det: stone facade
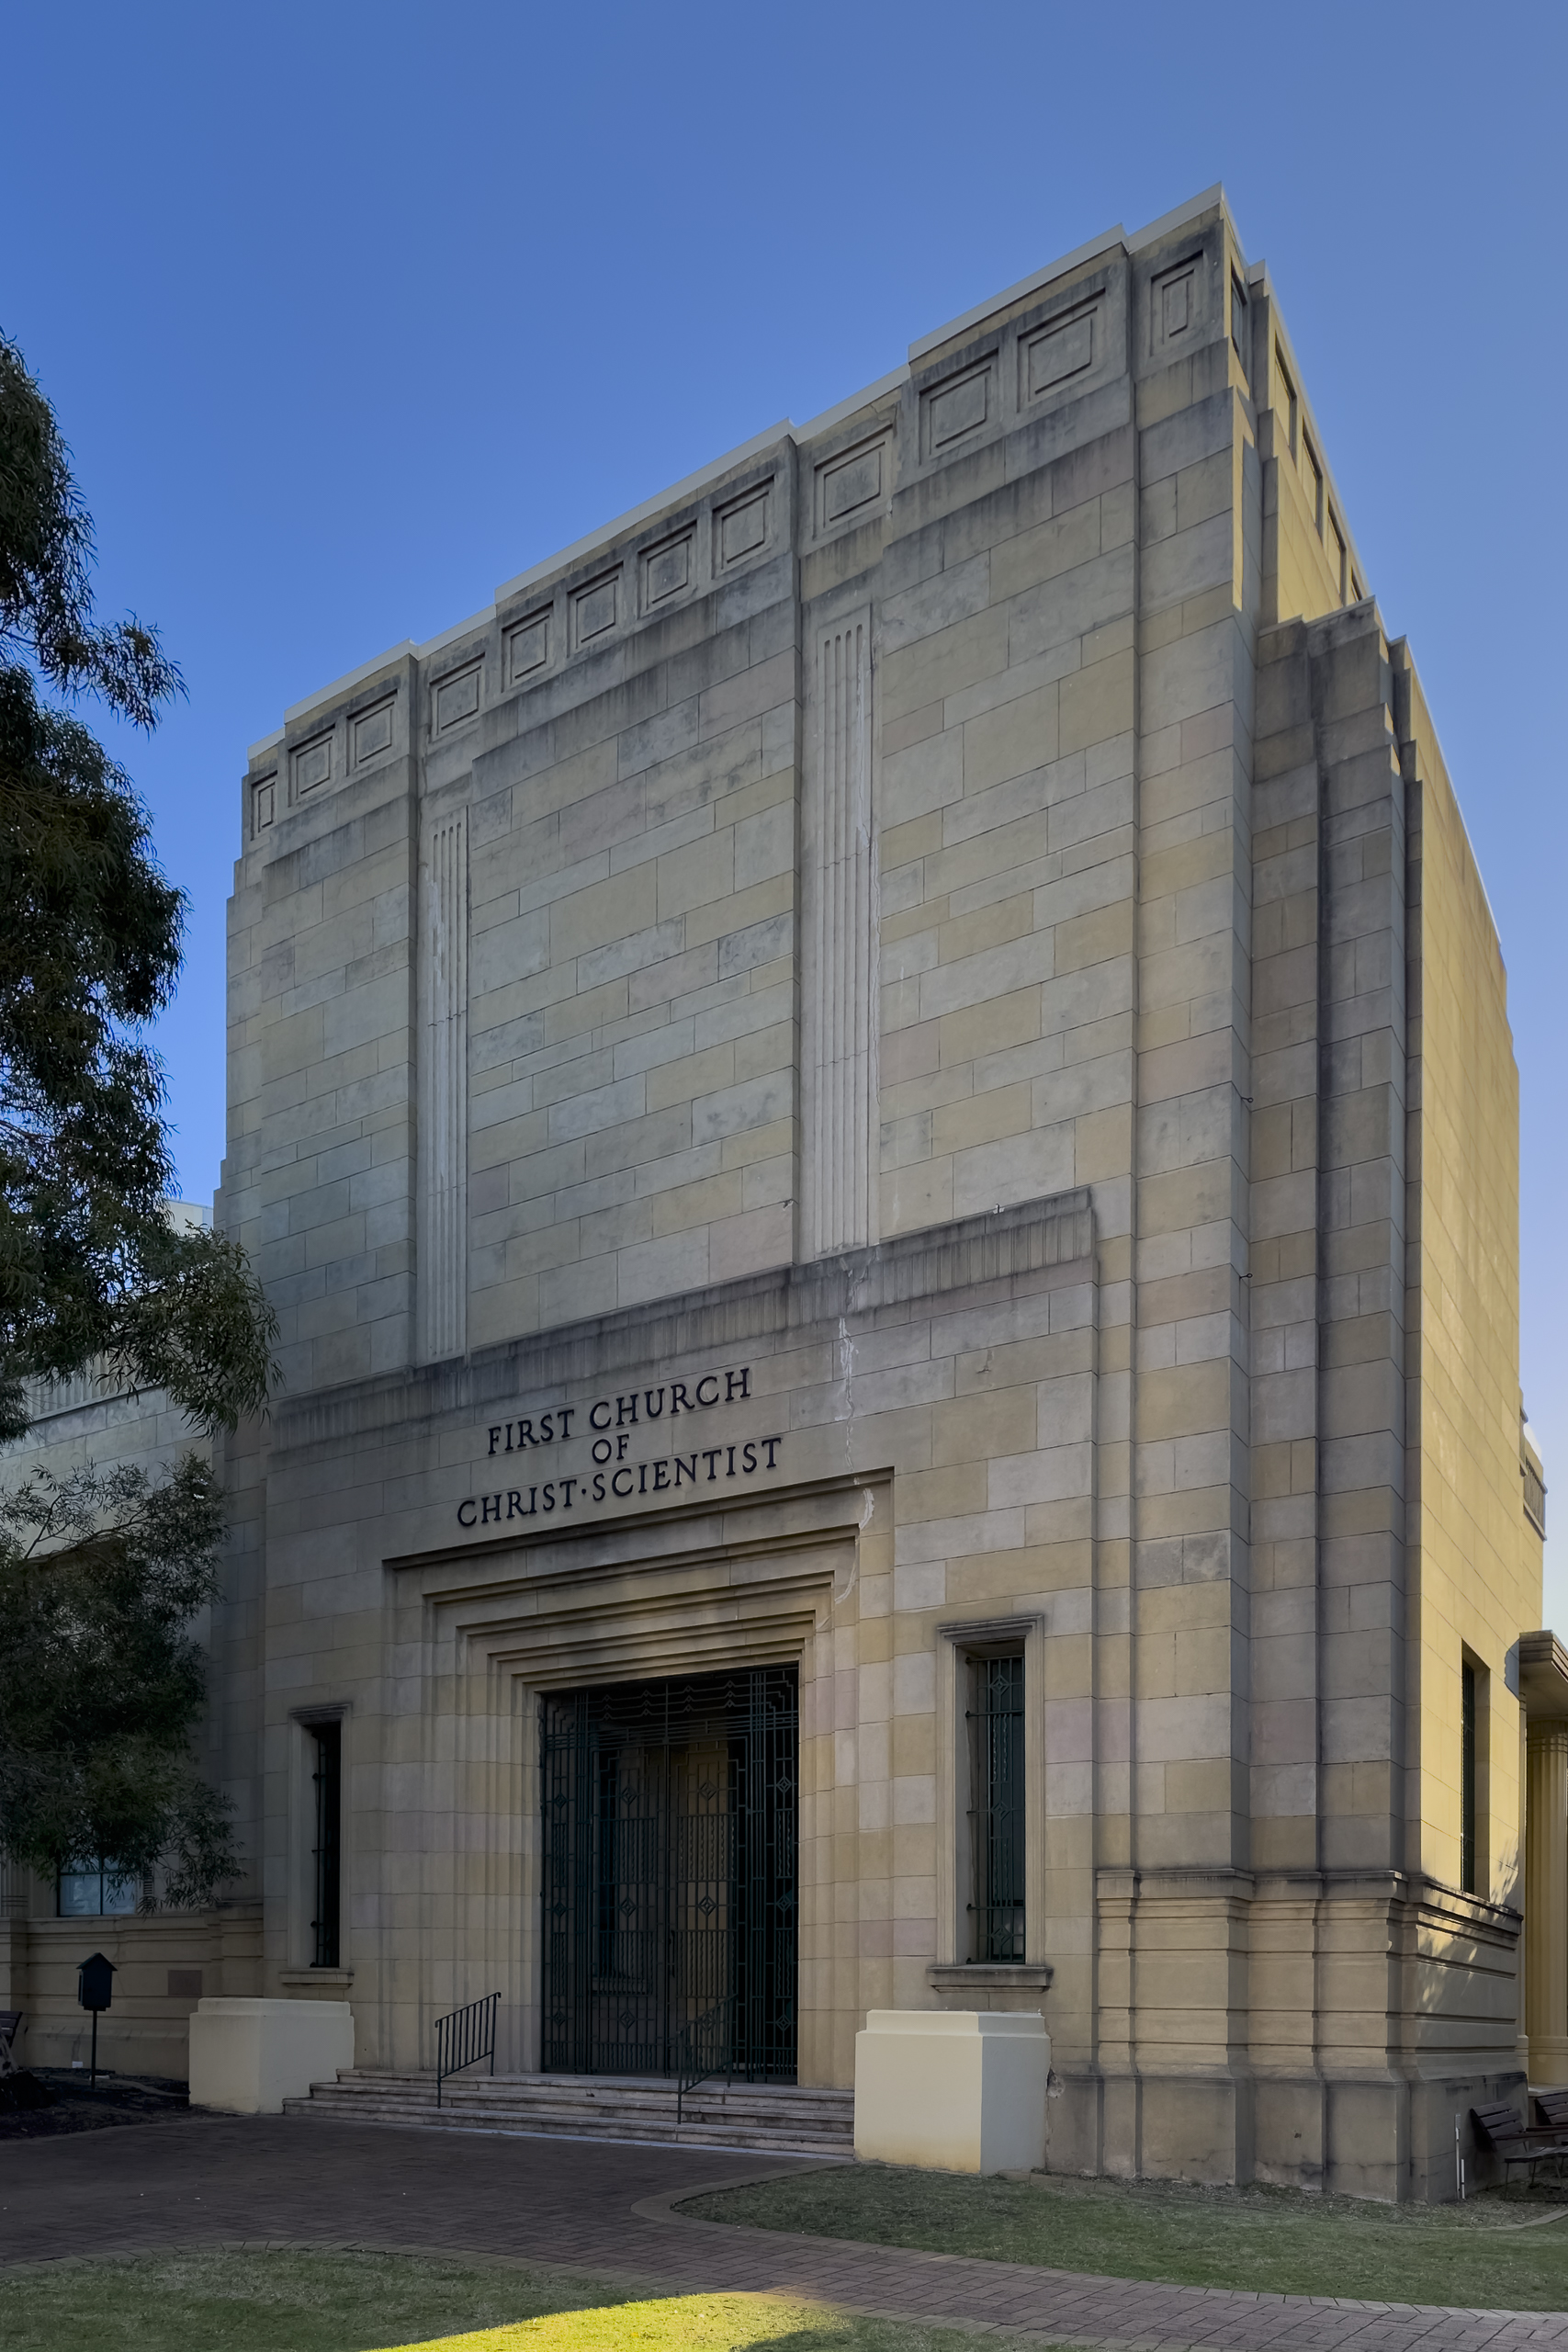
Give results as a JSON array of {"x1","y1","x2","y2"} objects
[
  {"x1": 1, "y1": 187, "x2": 1552, "y2": 2197},
  {"x1": 0, "y1": 1207, "x2": 265, "y2": 2077}
]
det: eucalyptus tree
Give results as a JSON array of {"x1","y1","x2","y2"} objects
[{"x1": 0, "y1": 333, "x2": 275, "y2": 1905}]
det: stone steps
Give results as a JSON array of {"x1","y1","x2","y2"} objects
[{"x1": 284, "y1": 2068, "x2": 854, "y2": 2155}]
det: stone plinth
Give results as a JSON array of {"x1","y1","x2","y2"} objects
[
  {"x1": 854, "y1": 2008, "x2": 1049, "y2": 2174},
  {"x1": 188, "y1": 1996, "x2": 354, "y2": 2114}
]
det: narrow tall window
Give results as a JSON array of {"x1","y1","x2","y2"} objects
[
  {"x1": 967, "y1": 1655, "x2": 1025, "y2": 1962},
  {"x1": 1230, "y1": 273, "x2": 1247, "y2": 358},
  {"x1": 1276, "y1": 345, "x2": 1299, "y2": 456},
  {"x1": 1304, "y1": 435, "x2": 1325, "y2": 534},
  {"x1": 1461, "y1": 1661, "x2": 1477, "y2": 1896},
  {"x1": 311, "y1": 1722, "x2": 342, "y2": 1968}
]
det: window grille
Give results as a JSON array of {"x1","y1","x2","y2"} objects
[
  {"x1": 1461, "y1": 1660, "x2": 1477, "y2": 1897},
  {"x1": 540, "y1": 1666, "x2": 797, "y2": 2083},
  {"x1": 967, "y1": 1655, "x2": 1025, "y2": 1962},
  {"x1": 311, "y1": 1722, "x2": 342, "y2": 1968}
]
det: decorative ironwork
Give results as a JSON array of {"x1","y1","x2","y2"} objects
[
  {"x1": 434, "y1": 1990, "x2": 500, "y2": 2107},
  {"x1": 541, "y1": 1665, "x2": 797, "y2": 2084},
  {"x1": 967, "y1": 1654, "x2": 1025, "y2": 1962},
  {"x1": 676, "y1": 1992, "x2": 736, "y2": 2122}
]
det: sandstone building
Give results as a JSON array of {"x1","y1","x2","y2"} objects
[{"x1": 2, "y1": 187, "x2": 1558, "y2": 2199}]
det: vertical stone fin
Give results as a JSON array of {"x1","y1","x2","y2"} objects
[
  {"x1": 418, "y1": 805, "x2": 468, "y2": 1363},
  {"x1": 804, "y1": 610, "x2": 876, "y2": 1258}
]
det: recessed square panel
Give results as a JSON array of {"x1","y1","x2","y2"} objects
[
  {"x1": 716, "y1": 484, "x2": 770, "y2": 569},
  {"x1": 1021, "y1": 304, "x2": 1096, "y2": 402},
  {"x1": 434, "y1": 662, "x2": 481, "y2": 733},
  {"x1": 640, "y1": 530, "x2": 693, "y2": 611},
  {"x1": 253, "y1": 774, "x2": 276, "y2": 834},
  {"x1": 351, "y1": 695, "x2": 394, "y2": 766},
  {"x1": 1150, "y1": 254, "x2": 1203, "y2": 355},
  {"x1": 817, "y1": 434, "x2": 887, "y2": 531},
  {"x1": 291, "y1": 732, "x2": 332, "y2": 797},
  {"x1": 571, "y1": 571, "x2": 619, "y2": 648},
  {"x1": 505, "y1": 609, "x2": 550, "y2": 683},
  {"x1": 923, "y1": 360, "x2": 991, "y2": 458}
]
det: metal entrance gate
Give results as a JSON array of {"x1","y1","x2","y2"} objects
[{"x1": 540, "y1": 1665, "x2": 797, "y2": 2081}]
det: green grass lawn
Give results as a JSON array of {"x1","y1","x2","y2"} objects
[
  {"x1": 680, "y1": 2165, "x2": 1568, "y2": 2310},
  {"x1": 0, "y1": 2245, "x2": 1036, "y2": 2352}
]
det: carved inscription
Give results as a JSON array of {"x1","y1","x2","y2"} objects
[{"x1": 457, "y1": 1364, "x2": 781, "y2": 1527}]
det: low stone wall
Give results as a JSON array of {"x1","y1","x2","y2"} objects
[{"x1": 0, "y1": 1905, "x2": 263, "y2": 2080}]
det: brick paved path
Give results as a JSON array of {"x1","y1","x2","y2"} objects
[{"x1": 2, "y1": 2114, "x2": 1566, "y2": 2352}]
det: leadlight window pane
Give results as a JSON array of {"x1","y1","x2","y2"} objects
[
  {"x1": 58, "y1": 1863, "x2": 137, "y2": 1917},
  {"x1": 968, "y1": 1654, "x2": 1025, "y2": 1962}
]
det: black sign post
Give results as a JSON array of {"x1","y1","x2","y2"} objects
[{"x1": 77, "y1": 1951, "x2": 116, "y2": 2088}]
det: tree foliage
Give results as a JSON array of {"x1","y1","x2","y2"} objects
[
  {"x1": 0, "y1": 331, "x2": 278, "y2": 1905},
  {"x1": 0, "y1": 1459, "x2": 238, "y2": 1908},
  {"x1": 0, "y1": 332, "x2": 276, "y2": 1441}
]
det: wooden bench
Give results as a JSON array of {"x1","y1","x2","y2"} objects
[
  {"x1": 1535, "y1": 2088, "x2": 1568, "y2": 2134},
  {"x1": 1472, "y1": 2100, "x2": 1568, "y2": 2188},
  {"x1": 0, "y1": 2013, "x2": 21, "y2": 2075}
]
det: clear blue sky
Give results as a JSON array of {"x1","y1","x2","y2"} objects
[{"x1": 7, "y1": 1, "x2": 1565, "y2": 1601}]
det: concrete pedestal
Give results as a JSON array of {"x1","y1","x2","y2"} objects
[
  {"x1": 188, "y1": 1996, "x2": 354, "y2": 2114},
  {"x1": 854, "y1": 2008, "x2": 1050, "y2": 2174}
]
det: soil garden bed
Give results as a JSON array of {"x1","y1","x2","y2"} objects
[{"x1": 0, "y1": 2068, "x2": 190, "y2": 2139}]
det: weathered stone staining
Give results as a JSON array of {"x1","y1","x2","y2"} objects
[{"x1": 0, "y1": 186, "x2": 1556, "y2": 2197}]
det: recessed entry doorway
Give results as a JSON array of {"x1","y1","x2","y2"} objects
[{"x1": 539, "y1": 1665, "x2": 797, "y2": 2083}]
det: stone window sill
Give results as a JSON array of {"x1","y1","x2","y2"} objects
[
  {"x1": 927, "y1": 1963, "x2": 1053, "y2": 1995},
  {"x1": 278, "y1": 1968, "x2": 355, "y2": 1989}
]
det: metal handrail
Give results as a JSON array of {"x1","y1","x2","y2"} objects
[
  {"x1": 675, "y1": 1994, "x2": 736, "y2": 2124},
  {"x1": 434, "y1": 1991, "x2": 500, "y2": 2108}
]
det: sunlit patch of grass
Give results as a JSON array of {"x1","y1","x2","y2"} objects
[
  {"x1": 388, "y1": 2291, "x2": 1028, "y2": 2348},
  {"x1": 0, "y1": 2248, "x2": 1038, "y2": 2352}
]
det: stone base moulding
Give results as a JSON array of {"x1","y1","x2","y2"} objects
[
  {"x1": 854, "y1": 2008, "x2": 1050, "y2": 2174},
  {"x1": 188, "y1": 1996, "x2": 355, "y2": 2115}
]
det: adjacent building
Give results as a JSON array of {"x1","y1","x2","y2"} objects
[{"x1": 2, "y1": 187, "x2": 1557, "y2": 2199}]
